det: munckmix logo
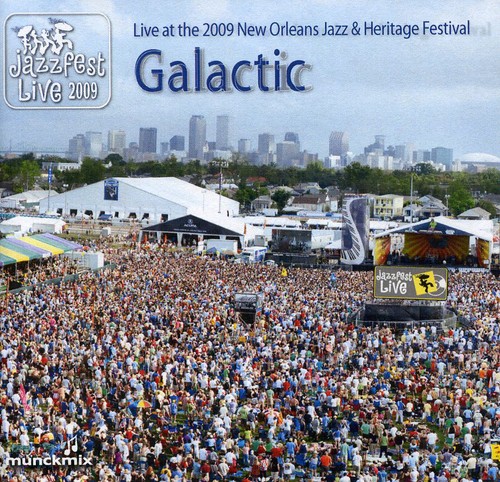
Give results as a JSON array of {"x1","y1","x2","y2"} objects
[
  {"x1": 6, "y1": 435, "x2": 92, "y2": 468},
  {"x1": 4, "y1": 13, "x2": 111, "y2": 109}
]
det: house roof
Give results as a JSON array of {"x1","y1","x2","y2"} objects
[
  {"x1": 457, "y1": 207, "x2": 491, "y2": 219},
  {"x1": 291, "y1": 194, "x2": 327, "y2": 205}
]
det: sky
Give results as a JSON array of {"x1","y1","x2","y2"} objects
[{"x1": 1, "y1": 0, "x2": 499, "y2": 159}]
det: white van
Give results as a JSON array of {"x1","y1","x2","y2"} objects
[{"x1": 240, "y1": 246, "x2": 267, "y2": 263}]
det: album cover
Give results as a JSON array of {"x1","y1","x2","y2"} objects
[{"x1": 1, "y1": 1, "x2": 497, "y2": 166}]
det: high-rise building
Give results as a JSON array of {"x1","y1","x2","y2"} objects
[
  {"x1": 189, "y1": 115, "x2": 207, "y2": 160},
  {"x1": 68, "y1": 134, "x2": 86, "y2": 161},
  {"x1": 238, "y1": 139, "x2": 251, "y2": 153},
  {"x1": 329, "y1": 131, "x2": 349, "y2": 156},
  {"x1": 124, "y1": 142, "x2": 139, "y2": 162},
  {"x1": 431, "y1": 147, "x2": 453, "y2": 170},
  {"x1": 258, "y1": 133, "x2": 275, "y2": 154},
  {"x1": 85, "y1": 131, "x2": 103, "y2": 158},
  {"x1": 170, "y1": 135, "x2": 185, "y2": 151},
  {"x1": 108, "y1": 130, "x2": 126, "y2": 156},
  {"x1": 160, "y1": 142, "x2": 170, "y2": 156},
  {"x1": 413, "y1": 150, "x2": 431, "y2": 163},
  {"x1": 284, "y1": 132, "x2": 300, "y2": 144},
  {"x1": 216, "y1": 115, "x2": 230, "y2": 150},
  {"x1": 277, "y1": 141, "x2": 300, "y2": 166},
  {"x1": 364, "y1": 135, "x2": 385, "y2": 156},
  {"x1": 375, "y1": 135, "x2": 385, "y2": 152},
  {"x1": 394, "y1": 145, "x2": 406, "y2": 161},
  {"x1": 139, "y1": 128, "x2": 157, "y2": 154}
]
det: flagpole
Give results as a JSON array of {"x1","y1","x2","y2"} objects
[{"x1": 47, "y1": 162, "x2": 53, "y2": 214}]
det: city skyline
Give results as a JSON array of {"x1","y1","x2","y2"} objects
[
  {"x1": 61, "y1": 121, "x2": 466, "y2": 171},
  {"x1": 3, "y1": 120, "x2": 475, "y2": 166},
  {"x1": 1, "y1": 0, "x2": 498, "y2": 159}
]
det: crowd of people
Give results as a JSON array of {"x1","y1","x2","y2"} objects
[{"x1": 0, "y1": 241, "x2": 498, "y2": 482}]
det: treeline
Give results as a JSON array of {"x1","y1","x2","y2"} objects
[{"x1": 1, "y1": 153, "x2": 499, "y2": 216}]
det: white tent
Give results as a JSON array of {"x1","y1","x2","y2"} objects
[
  {"x1": 39, "y1": 178, "x2": 239, "y2": 223},
  {"x1": 0, "y1": 216, "x2": 66, "y2": 235}
]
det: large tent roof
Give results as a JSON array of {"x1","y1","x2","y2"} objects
[
  {"x1": 0, "y1": 233, "x2": 82, "y2": 267},
  {"x1": 374, "y1": 216, "x2": 493, "y2": 242},
  {"x1": 116, "y1": 178, "x2": 238, "y2": 212}
]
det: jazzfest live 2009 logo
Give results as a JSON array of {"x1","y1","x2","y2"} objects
[{"x1": 3, "y1": 13, "x2": 111, "y2": 109}]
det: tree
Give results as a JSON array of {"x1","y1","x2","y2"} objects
[
  {"x1": 271, "y1": 189, "x2": 292, "y2": 214},
  {"x1": 234, "y1": 185, "x2": 259, "y2": 210},
  {"x1": 80, "y1": 158, "x2": 106, "y2": 184},
  {"x1": 447, "y1": 178, "x2": 474, "y2": 216},
  {"x1": 340, "y1": 162, "x2": 373, "y2": 192},
  {"x1": 104, "y1": 153, "x2": 125, "y2": 166},
  {"x1": 413, "y1": 163, "x2": 436, "y2": 175},
  {"x1": 15, "y1": 160, "x2": 40, "y2": 192}
]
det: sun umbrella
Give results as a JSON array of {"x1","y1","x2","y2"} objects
[
  {"x1": 54, "y1": 22, "x2": 73, "y2": 32},
  {"x1": 137, "y1": 400, "x2": 152, "y2": 409}
]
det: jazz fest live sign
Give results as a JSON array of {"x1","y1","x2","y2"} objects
[{"x1": 374, "y1": 266, "x2": 448, "y2": 301}]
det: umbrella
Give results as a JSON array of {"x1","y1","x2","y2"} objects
[
  {"x1": 18, "y1": 26, "x2": 33, "y2": 37},
  {"x1": 137, "y1": 400, "x2": 152, "y2": 409},
  {"x1": 54, "y1": 22, "x2": 73, "y2": 32}
]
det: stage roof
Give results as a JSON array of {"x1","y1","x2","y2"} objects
[{"x1": 374, "y1": 216, "x2": 493, "y2": 242}]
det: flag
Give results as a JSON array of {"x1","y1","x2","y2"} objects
[{"x1": 19, "y1": 384, "x2": 30, "y2": 412}]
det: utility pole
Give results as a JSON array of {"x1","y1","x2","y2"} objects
[{"x1": 210, "y1": 158, "x2": 228, "y2": 214}]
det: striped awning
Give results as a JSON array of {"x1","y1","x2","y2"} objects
[{"x1": 0, "y1": 234, "x2": 82, "y2": 267}]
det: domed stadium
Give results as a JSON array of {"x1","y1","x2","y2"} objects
[{"x1": 459, "y1": 152, "x2": 500, "y2": 170}]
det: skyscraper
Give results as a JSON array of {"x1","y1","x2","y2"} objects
[
  {"x1": 329, "y1": 131, "x2": 349, "y2": 156},
  {"x1": 216, "y1": 115, "x2": 230, "y2": 150},
  {"x1": 68, "y1": 134, "x2": 85, "y2": 161},
  {"x1": 277, "y1": 141, "x2": 300, "y2": 166},
  {"x1": 139, "y1": 127, "x2": 157, "y2": 153},
  {"x1": 431, "y1": 147, "x2": 453, "y2": 171},
  {"x1": 108, "y1": 130, "x2": 126, "y2": 156},
  {"x1": 258, "y1": 133, "x2": 275, "y2": 154},
  {"x1": 284, "y1": 132, "x2": 300, "y2": 144},
  {"x1": 189, "y1": 115, "x2": 207, "y2": 160},
  {"x1": 85, "y1": 131, "x2": 103, "y2": 158},
  {"x1": 374, "y1": 135, "x2": 385, "y2": 152},
  {"x1": 238, "y1": 139, "x2": 251, "y2": 154},
  {"x1": 278, "y1": 132, "x2": 300, "y2": 166},
  {"x1": 170, "y1": 135, "x2": 185, "y2": 151},
  {"x1": 160, "y1": 142, "x2": 170, "y2": 156}
]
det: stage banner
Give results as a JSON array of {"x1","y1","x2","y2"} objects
[
  {"x1": 341, "y1": 197, "x2": 369, "y2": 265},
  {"x1": 374, "y1": 266, "x2": 448, "y2": 301},
  {"x1": 104, "y1": 179, "x2": 119, "y2": 200},
  {"x1": 403, "y1": 232, "x2": 469, "y2": 263},
  {"x1": 374, "y1": 236, "x2": 391, "y2": 266},
  {"x1": 476, "y1": 238, "x2": 490, "y2": 268}
]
